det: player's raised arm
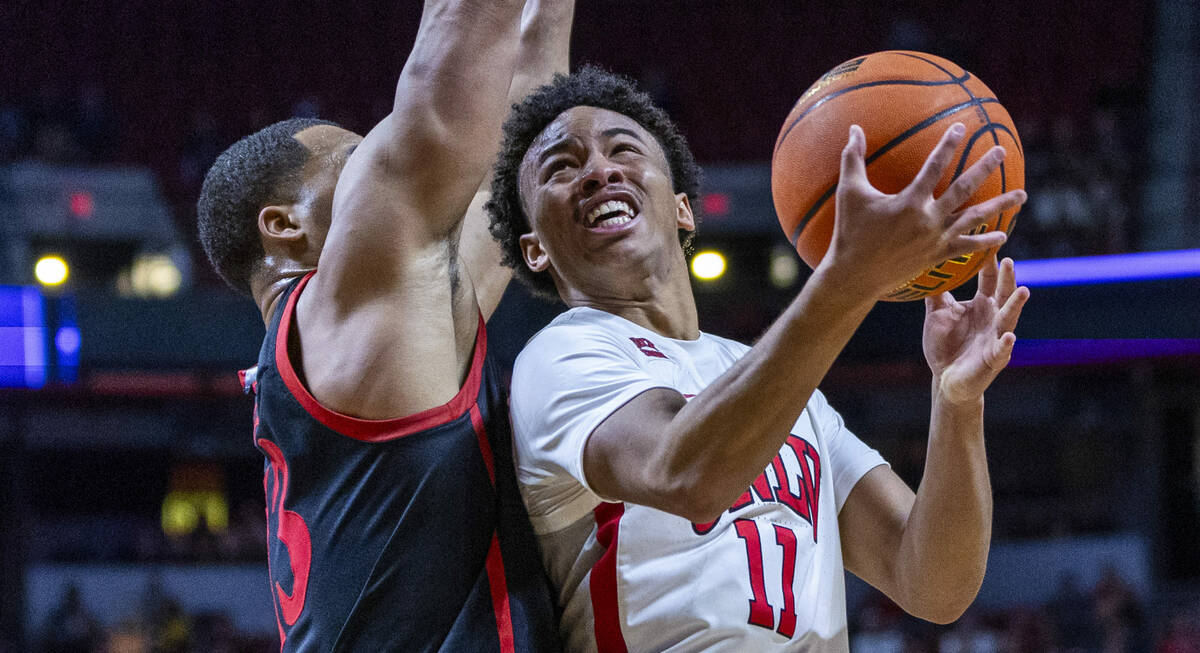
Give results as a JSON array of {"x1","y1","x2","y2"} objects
[
  {"x1": 462, "y1": 0, "x2": 575, "y2": 320},
  {"x1": 290, "y1": 0, "x2": 530, "y2": 420},
  {"x1": 317, "y1": 0, "x2": 528, "y2": 298}
]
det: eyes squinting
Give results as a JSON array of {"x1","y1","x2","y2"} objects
[{"x1": 539, "y1": 142, "x2": 643, "y2": 184}]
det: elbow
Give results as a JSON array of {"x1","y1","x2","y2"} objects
[
  {"x1": 898, "y1": 580, "x2": 983, "y2": 625},
  {"x1": 911, "y1": 601, "x2": 972, "y2": 626},
  {"x1": 653, "y1": 476, "x2": 737, "y2": 525}
]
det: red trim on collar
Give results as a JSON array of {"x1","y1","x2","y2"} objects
[{"x1": 274, "y1": 272, "x2": 487, "y2": 442}]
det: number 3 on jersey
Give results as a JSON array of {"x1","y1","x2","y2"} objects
[{"x1": 734, "y1": 519, "x2": 799, "y2": 638}]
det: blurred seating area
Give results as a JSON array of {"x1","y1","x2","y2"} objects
[
  {"x1": 849, "y1": 568, "x2": 1200, "y2": 653},
  {"x1": 19, "y1": 559, "x2": 1200, "y2": 652},
  {"x1": 28, "y1": 581, "x2": 272, "y2": 653},
  {"x1": 0, "y1": 1, "x2": 1174, "y2": 294},
  {"x1": 2, "y1": 2, "x2": 1197, "y2": 652}
]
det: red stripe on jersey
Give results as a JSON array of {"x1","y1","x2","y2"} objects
[
  {"x1": 469, "y1": 404, "x2": 495, "y2": 484},
  {"x1": 471, "y1": 407, "x2": 512, "y2": 651},
  {"x1": 591, "y1": 502, "x2": 628, "y2": 653},
  {"x1": 484, "y1": 533, "x2": 516, "y2": 653},
  {"x1": 274, "y1": 272, "x2": 488, "y2": 442}
]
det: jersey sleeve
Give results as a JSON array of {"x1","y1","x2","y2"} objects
[
  {"x1": 808, "y1": 389, "x2": 889, "y2": 513},
  {"x1": 510, "y1": 322, "x2": 673, "y2": 534}
]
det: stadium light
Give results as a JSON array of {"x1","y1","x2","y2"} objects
[
  {"x1": 691, "y1": 251, "x2": 727, "y2": 280},
  {"x1": 769, "y1": 247, "x2": 800, "y2": 288},
  {"x1": 34, "y1": 255, "x2": 69, "y2": 286},
  {"x1": 130, "y1": 254, "x2": 182, "y2": 297}
]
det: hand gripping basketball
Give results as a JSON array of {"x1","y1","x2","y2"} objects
[{"x1": 822, "y1": 123, "x2": 1027, "y2": 300}]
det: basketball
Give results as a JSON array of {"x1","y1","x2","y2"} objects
[{"x1": 771, "y1": 51, "x2": 1024, "y2": 301}]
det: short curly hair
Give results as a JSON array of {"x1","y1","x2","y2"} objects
[
  {"x1": 197, "y1": 117, "x2": 339, "y2": 294},
  {"x1": 486, "y1": 66, "x2": 702, "y2": 299}
]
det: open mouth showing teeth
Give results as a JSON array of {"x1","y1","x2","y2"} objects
[{"x1": 585, "y1": 200, "x2": 637, "y2": 228}]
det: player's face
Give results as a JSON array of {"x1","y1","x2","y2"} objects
[
  {"x1": 517, "y1": 106, "x2": 694, "y2": 299},
  {"x1": 291, "y1": 125, "x2": 363, "y2": 258}
]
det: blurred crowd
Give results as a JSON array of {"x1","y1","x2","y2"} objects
[
  {"x1": 0, "y1": 74, "x2": 1146, "y2": 290},
  {"x1": 31, "y1": 582, "x2": 272, "y2": 653},
  {"x1": 1005, "y1": 103, "x2": 1140, "y2": 260},
  {"x1": 24, "y1": 567, "x2": 1200, "y2": 653},
  {"x1": 849, "y1": 568, "x2": 1200, "y2": 653},
  {"x1": 34, "y1": 500, "x2": 267, "y2": 565}
]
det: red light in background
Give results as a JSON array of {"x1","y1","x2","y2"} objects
[
  {"x1": 69, "y1": 191, "x2": 94, "y2": 219},
  {"x1": 701, "y1": 192, "x2": 730, "y2": 217}
]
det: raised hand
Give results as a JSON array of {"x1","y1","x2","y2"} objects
[
  {"x1": 822, "y1": 122, "x2": 1027, "y2": 299},
  {"x1": 922, "y1": 254, "x2": 1030, "y2": 405}
]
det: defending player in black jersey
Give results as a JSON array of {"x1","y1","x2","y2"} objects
[{"x1": 196, "y1": 1, "x2": 573, "y2": 650}]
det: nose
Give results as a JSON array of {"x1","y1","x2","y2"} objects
[{"x1": 580, "y1": 157, "x2": 624, "y2": 195}]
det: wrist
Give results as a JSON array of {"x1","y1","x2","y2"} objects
[
  {"x1": 808, "y1": 256, "x2": 886, "y2": 305},
  {"x1": 932, "y1": 375, "x2": 986, "y2": 411}
]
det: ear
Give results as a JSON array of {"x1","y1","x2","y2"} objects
[
  {"x1": 675, "y1": 193, "x2": 696, "y2": 232},
  {"x1": 258, "y1": 205, "x2": 304, "y2": 244},
  {"x1": 519, "y1": 232, "x2": 550, "y2": 272}
]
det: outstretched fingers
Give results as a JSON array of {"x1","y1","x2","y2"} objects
[
  {"x1": 908, "y1": 123, "x2": 966, "y2": 198},
  {"x1": 839, "y1": 124, "x2": 868, "y2": 188},
  {"x1": 945, "y1": 230, "x2": 1008, "y2": 263},
  {"x1": 925, "y1": 290, "x2": 955, "y2": 313},
  {"x1": 994, "y1": 281, "x2": 1030, "y2": 336},
  {"x1": 988, "y1": 332, "x2": 1018, "y2": 371},
  {"x1": 948, "y1": 189, "x2": 1027, "y2": 235},
  {"x1": 995, "y1": 257, "x2": 1017, "y2": 306},
  {"x1": 936, "y1": 145, "x2": 1007, "y2": 214},
  {"x1": 976, "y1": 251, "x2": 1000, "y2": 298}
]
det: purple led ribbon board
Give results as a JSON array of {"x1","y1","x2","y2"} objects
[
  {"x1": 1013, "y1": 249, "x2": 1200, "y2": 287},
  {"x1": 1010, "y1": 248, "x2": 1200, "y2": 367},
  {"x1": 1011, "y1": 339, "x2": 1200, "y2": 367}
]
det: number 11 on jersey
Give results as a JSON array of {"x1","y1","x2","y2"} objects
[{"x1": 734, "y1": 518, "x2": 799, "y2": 638}]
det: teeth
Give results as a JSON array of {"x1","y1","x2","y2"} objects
[
  {"x1": 596, "y1": 215, "x2": 632, "y2": 228},
  {"x1": 586, "y1": 200, "x2": 634, "y2": 225}
]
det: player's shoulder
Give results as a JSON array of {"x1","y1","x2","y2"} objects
[
  {"x1": 697, "y1": 330, "x2": 752, "y2": 357},
  {"x1": 520, "y1": 307, "x2": 627, "y2": 353},
  {"x1": 514, "y1": 307, "x2": 657, "y2": 376},
  {"x1": 804, "y1": 387, "x2": 837, "y2": 418}
]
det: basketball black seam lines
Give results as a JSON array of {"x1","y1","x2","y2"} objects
[
  {"x1": 953, "y1": 123, "x2": 1019, "y2": 180},
  {"x1": 885, "y1": 53, "x2": 1016, "y2": 290},
  {"x1": 901, "y1": 52, "x2": 1015, "y2": 283},
  {"x1": 787, "y1": 98, "x2": 1001, "y2": 245},
  {"x1": 896, "y1": 53, "x2": 988, "y2": 123},
  {"x1": 773, "y1": 75, "x2": 970, "y2": 156}
]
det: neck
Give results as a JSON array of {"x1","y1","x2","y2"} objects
[
  {"x1": 251, "y1": 262, "x2": 314, "y2": 325},
  {"x1": 560, "y1": 260, "x2": 700, "y2": 340}
]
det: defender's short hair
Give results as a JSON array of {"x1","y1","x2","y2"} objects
[
  {"x1": 486, "y1": 66, "x2": 702, "y2": 299},
  {"x1": 197, "y1": 117, "x2": 339, "y2": 294}
]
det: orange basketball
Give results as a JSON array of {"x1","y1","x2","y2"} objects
[{"x1": 771, "y1": 51, "x2": 1024, "y2": 301}]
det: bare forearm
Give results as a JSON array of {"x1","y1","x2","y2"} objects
[
  {"x1": 462, "y1": 0, "x2": 574, "y2": 319},
  {"x1": 510, "y1": 0, "x2": 574, "y2": 101},
  {"x1": 894, "y1": 388, "x2": 991, "y2": 623},
  {"x1": 654, "y1": 268, "x2": 878, "y2": 519},
  {"x1": 400, "y1": 0, "x2": 525, "y2": 106},
  {"x1": 376, "y1": 0, "x2": 525, "y2": 227}
]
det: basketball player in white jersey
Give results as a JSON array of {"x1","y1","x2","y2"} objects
[{"x1": 486, "y1": 68, "x2": 1029, "y2": 651}]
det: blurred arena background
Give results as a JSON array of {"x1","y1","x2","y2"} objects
[{"x1": 1, "y1": 1, "x2": 1198, "y2": 651}]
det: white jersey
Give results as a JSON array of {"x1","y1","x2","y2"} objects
[{"x1": 510, "y1": 307, "x2": 888, "y2": 653}]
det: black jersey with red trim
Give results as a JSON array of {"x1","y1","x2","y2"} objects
[{"x1": 242, "y1": 273, "x2": 560, "y2": 652}]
